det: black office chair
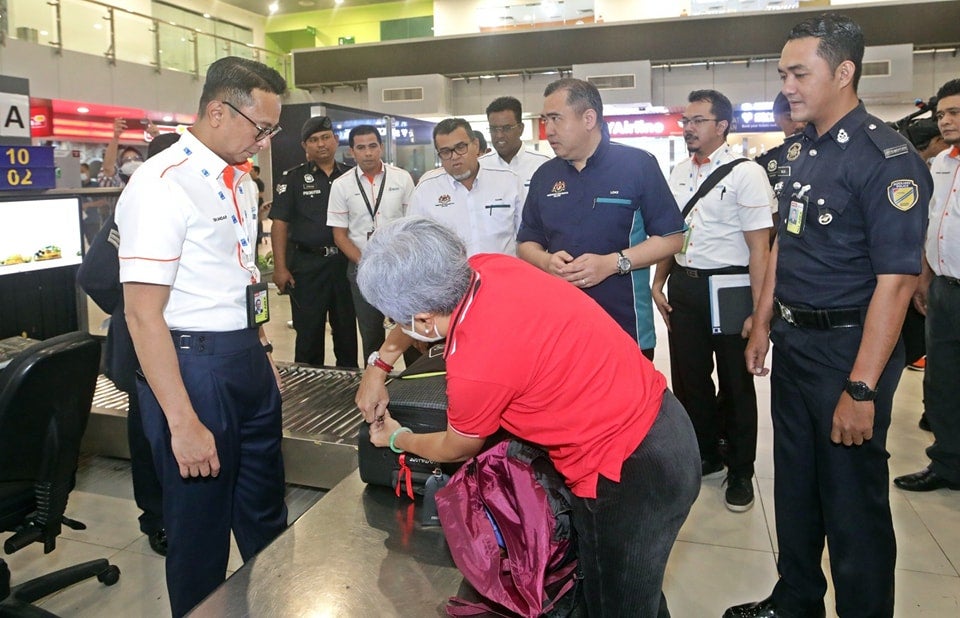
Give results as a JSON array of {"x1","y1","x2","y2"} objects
[{"x1": 0, "y1": 332, "x2": 120, "y2": 616}]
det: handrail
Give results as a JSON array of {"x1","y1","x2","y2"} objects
[{"x1": 6, "y1": 0, "x2": 290, "y2": 81}]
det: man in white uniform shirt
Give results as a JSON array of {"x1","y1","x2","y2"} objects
[
  {"x1": 652, "y1": 89, "x2": 774, "y2": 513},
  {"x1": 116, "y1": 57, "x2": 287, "y2": 617},
  {"x1": 894, "y1": 78, "x2": 960, "y2": 493},
  {"x1": 479, "y1": 96, "x2": 551, "y2": 202},
  {"x1": 408, "y1": 117, "x2": 523, "y2": 256},
  {"x1": 328, "y1": 124, "x2": 415, "y2": 363}
]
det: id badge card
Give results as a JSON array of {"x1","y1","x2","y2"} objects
[
  {"x1": 246, "y1": 282, "x2": 270, "y2": 328},
  {"x1": 680, "y1": 227, "x2": 691, "y2": 254},
  {"x1": 786, "y1": 196, "x2": 807, "y2": 237}
]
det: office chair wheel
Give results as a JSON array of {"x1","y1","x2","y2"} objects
[{"x1": 96, "y1": 565, "x2": 120, "y2": 586}]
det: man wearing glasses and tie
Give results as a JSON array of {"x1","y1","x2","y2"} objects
[{"x1": 408, "y1": 117, "x2": 524, "y2": 257}]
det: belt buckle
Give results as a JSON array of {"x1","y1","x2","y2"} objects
[
  {"x1": 684, "y1": 268, "x2": 699, "y2": 278},
  {"x1": 777, "y1": 301, "x2": 796, "y2": 326},
  {"x1": 178, "y1": 334, "x2": 192, "y2": 350},
  {"x1": 323, "y1": 246, "x2": 337, "y2": 257}
]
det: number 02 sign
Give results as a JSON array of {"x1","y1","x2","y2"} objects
[{"x1": 0, "y1": 146, "x2": 56, "y2": 191}]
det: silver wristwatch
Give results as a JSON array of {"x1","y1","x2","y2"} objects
[{"x1": 616, "y1": 251, "x2": 632, "y2": 275}]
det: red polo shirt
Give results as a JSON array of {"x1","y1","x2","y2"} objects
[{"x1": 445, "y1": 254, "x2": 666, "y2": 498}]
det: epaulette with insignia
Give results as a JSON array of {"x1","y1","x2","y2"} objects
[
  {"x1": 863, "y1": 117, "x2": 913, "y2": 159},
  {"x1": 281, "y1": 162, "x2": 308, "y2": 176}
]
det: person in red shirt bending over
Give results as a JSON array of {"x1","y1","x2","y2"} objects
[{"x1": 355, "y1": 216, "x2": 700, "y2": 617}]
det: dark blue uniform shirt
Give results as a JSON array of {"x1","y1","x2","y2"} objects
[
  {"x1": 775, "y1": 103, "x2": 932, "y2": 309},
  {"x1": 271, "y1": 160, "x2": 351, "y2": 248},
  {"x1": 518, "y1": 125, "x2": 684, "y2": 349}
]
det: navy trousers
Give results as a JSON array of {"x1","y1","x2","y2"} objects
[
  {"x1": 289, "y1": 250, "x2": 358, "y2": 368},
  {"x1": 769, "y1": 318, "x2": 901, "y2": 617},
  {"x1": 667, "y1": 267, "x2": 759, "y2": 475},
  {"x1": 138, "y1": 328, "x2": 287, "y2": 617},
  {"x1": 924, "y1": 277, "x2": 960, "y2": 482},
  {"x1": 570, "y1": 390, "x2": 700, "y2": 617}
]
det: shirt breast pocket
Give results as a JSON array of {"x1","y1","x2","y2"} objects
[
  {"x1": 593, "y1": 196, "x2": 634, "y2": 209},
  {"x1": 810, "y1": 188, "x2": 858, "y2": 242}
]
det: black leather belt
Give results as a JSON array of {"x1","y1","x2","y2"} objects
[
  {"x1": 673, "y1": 263, "x2": 749, "y2": 279},
  {"x1": 774, "y1": 299, "x2": 865, "y2": 329},
  {"x1": 294, "y1": 242, "x2": 339, "y2": 257},
  {"x1": 941, "y1": 275, "x2": 960, "y2": 286}
]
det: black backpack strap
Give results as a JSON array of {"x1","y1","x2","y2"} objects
[{"x1": 680, "y1": 158, "x2": 750, "y2": 220}]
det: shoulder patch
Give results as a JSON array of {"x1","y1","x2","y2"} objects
[{"x1": 887, "y1": 179, "x2": 919, "y2": 211}]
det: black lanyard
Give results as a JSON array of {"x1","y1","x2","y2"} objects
[{"x1": 355, "y1": 167, "x2": 387, "y2": 223}]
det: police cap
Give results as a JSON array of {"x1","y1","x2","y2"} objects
[{"x1": 301, "y1": 116, "x2": 334, "y2": 142}]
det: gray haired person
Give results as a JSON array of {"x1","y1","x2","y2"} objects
[{"x1": 357, "y1": 216, "x2": 699, "y2": 616}]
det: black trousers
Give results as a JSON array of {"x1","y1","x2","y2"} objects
[
  {"x1": 666, "y1": 267, "x2": 758, "y2": 475},
  {"x1": 139, "y1": 329, "x2": 287, "y2": 617},
  {"x1": 347, "y1": 261, "x2": 385, "y2": 363},
  {"x1": 769, "y1": 318, "x2": 901, "y2": 617},
  {"x1": 289, "y1": 250, "x2": 358, "y2": 368},
  {"x1": 925, "y1": 276, "x2": 960, "y2": 482},
  {"x1": 126, "y1": 392, "x2": 163, "y2": 535}
]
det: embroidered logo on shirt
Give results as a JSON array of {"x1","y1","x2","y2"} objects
[
  {"x1": 767, "y1": 159, "x2": 778, "y2": 172},
  {"x1": 276, "y1": 184, "x2": 287, "y2": 195},
  {"x1": 547, "y1": 180, "x2": 568, "y2": 198},
  {"x1": 837, "y1": 128, "x2": 849, "y2": 144},
  {"x1": 436, "y1": 194, "x2": 452, "y2": 207},
  {"x1": 304, "y1": 173, "x2": 315, "y2": 183},
  {"x1": 887, "y1": 179, "x2": 919, "y2": 211}
]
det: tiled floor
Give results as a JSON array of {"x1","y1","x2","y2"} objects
[{"x1": 6, "y1": 293, "x2": 960, "y2": 617}]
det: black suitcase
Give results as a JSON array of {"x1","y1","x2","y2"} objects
[{"x1": 357, "y1": 373, "x2": 461, "y2": 494}]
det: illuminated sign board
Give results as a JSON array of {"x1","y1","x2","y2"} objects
[{"x1": 733, "y1": 101, "x2": 779, "y2": 133}]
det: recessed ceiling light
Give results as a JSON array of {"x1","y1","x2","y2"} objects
[
  {"x1": 93, "y1": 23, "x2": 102, "y2": 30},
  {"x1": 203, "y1": 13, "x2": 211, "y2": 18},
  {"x1": 77, "y1": 107, "x2": 89, "y2": 114},
  {"x1": 268, "y1": 2, "x2": 279, "y2": 14}
]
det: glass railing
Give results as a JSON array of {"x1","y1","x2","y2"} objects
[{"x1": 2, "y1": 0, "x2": 290, "y2": 82}]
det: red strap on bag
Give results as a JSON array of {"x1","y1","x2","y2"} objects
[{"x1": 395, "y1": 453, "x2": 414, "y2": 500}]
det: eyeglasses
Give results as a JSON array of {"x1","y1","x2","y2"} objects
[
  {"x1": 489, "y1": 123, "x2": 521, "y2": 135},
  {"x1": 678, "y1": 117, "x2": 719, "y2": 128},
  {"x1": 437, "y1": 142, "x2": 471, "y2": 160},
  {"x1": 221, "y1": 100, "x2": 282, "y2": 141}
]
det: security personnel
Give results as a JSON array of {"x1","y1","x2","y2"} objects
[
  {"x1": 271, "y1": 116, "x2": 359, "y2": 367},
  {"x1": 726, "y1": 14, "x2": 931, "y2": 618},
  {"x1": 756, "y1": 92, "x2": 806, "y2": 192}
]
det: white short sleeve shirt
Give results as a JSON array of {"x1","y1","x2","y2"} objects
[
  {"x1": 668, "y1": 145, "x2": 774, "y2": 269},
  {"x1": 408, "y1": 166, "x2": 523, "y2": 257},
  {"x1": 327, "y1": 162, "x2": 415, "y2": 252},
  {"x1": 479, "y1": 147, "x2": 551, "y2": 203},
  {"x1": 116, "y1": 130, "x2": 260, "y2": 331},
  {"x1": 926, "y1": 146, "x2": 960, "y2": 278}
]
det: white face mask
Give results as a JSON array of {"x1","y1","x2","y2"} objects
[
  {"x1": 80, "y1": 173, "x2": 89, "y2": 182},
  {"x1": 120, "y1": 160, "x2": 142, "y2": 176},
  {"x1": 401, "y1": 317, "x2": 444, "y2": 343}
]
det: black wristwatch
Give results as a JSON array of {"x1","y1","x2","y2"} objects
[{"x1": 844, "y1": 379, "x2": 878, "y2": 401}]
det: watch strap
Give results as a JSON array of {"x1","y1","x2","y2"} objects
[{"x1": 369, "y1": 351, "x2": 394, "y2": 373}]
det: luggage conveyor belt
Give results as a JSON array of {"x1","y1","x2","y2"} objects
[{"x1": 81, "y1": 364, "x2": 366, "y2": 490}]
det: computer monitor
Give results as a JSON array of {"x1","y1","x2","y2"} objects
[{"x1": 0, "y1": 195, "x2": 83, "y2": 276}]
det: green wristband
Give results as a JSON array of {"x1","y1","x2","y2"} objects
[{"x1": 389, "y1": 427, "x2": 413, "y2": 454}]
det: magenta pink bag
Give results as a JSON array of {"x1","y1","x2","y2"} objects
[{"x1": 435, "y1": 440, "x2": 580, "y2": 617}]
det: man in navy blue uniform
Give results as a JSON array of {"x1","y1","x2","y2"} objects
[
  {"x1": 725, "y1": 14, "x2": 932, "y2": 618},
  {"x1": 517, "y1": 78, "x2": 685, "y2": 358}
]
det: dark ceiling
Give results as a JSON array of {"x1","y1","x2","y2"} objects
[{"x1": 219, "y1": 0, "x2": 402, "y2": 17}]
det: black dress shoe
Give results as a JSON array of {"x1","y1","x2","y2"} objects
[
  {"x1": 894, "y1": 467, "x2": 960, "y2": 492},
  {"x1": 723, "y1": 596, "x2": 825, "y2": 618},
  {"x1": 702, "y1": 458, "x2": 725, "y2": 478},
  {"x1": 148, "y1": 529, "x2": 168, "y2": 556}
]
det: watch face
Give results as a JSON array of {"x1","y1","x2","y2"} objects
[{"x1": 618, "y1": 256, "x2": 631, "y2": 273}]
